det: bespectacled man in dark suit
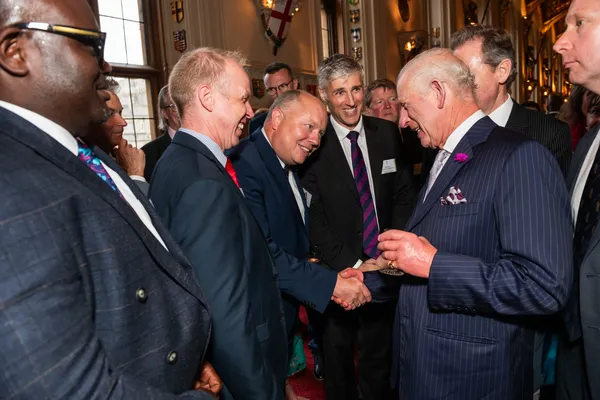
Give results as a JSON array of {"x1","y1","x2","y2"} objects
[{"x1": 0, "y1": 0, "x2": 218, "y2": 398}]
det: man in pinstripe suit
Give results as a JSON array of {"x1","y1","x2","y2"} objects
[{"x1": 378, "y1": 49, "x2": 573, "y2": 399}]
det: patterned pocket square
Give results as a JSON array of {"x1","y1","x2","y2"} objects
[{"x1": 440, "y1": 186, "x2": 467, "y2": 206}]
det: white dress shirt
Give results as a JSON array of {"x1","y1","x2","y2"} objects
[
  {"x1": 487, "y1": 96, "x2": 513, "y2": 128},
  {"x1": 0, "y1": 100, "x2": 168, "y2": 249},
  {"x1": 331, "y1": 115, "x2": 379, "y2": 268},
  {"x1": 572, "y1": 127, "x2": 600, "y2": 222},
  {"x1": 426, "y1": 110, "x2": 487, "y2": 194},
  {"x1": 168, "y1": 125, "x2": 177, "y2": 140},
  {"x1": 178, "y1": 128, "x2": 227, "y2": 167},
  {"x1": 262, "y1": 129, "x2": 306, "y2": 223}
]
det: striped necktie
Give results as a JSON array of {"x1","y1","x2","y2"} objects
[{"x1": 347, "y1": 130, "x2": 379, "y2": 258}]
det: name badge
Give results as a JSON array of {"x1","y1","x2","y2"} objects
[
  {"x1": 381, "y1": 159, "x2": 397, "y2": 174},
  {"x1": 304, "y1": 189, "x2": 312, "y2": 207}
]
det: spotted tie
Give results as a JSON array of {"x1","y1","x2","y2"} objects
[{"x1": 347, "y1": 131, "x2": 379, "y2": 258}]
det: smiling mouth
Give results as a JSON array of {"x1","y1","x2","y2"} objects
[{"x1": 299, "y1": 144, "x2": 311, "y2": 154}]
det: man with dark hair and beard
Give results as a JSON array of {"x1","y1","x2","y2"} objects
[{"x1": 0, "y1": 0, "x2": 217, "y2": 398}]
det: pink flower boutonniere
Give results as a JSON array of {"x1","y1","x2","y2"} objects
[{"x1": 454, "y1": 153, "x2": 469, "y2": 163}]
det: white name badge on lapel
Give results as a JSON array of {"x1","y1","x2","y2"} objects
[
  {"x1": 304, "y1": 189, "x2": 312, "y2": 207},
  {"x1": 381, "y1": 159, "x2": 397, "y2": 174}
]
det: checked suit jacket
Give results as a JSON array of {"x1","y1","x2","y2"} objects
[
  {"x1": 394, "y1": 116, "x2": 573, "y2": 400},
  {"x1": 0, "y1": 106, "x2": 213, "y2": 399}
]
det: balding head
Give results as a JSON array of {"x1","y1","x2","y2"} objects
[
  {"x1": 264, "y1": 90, "x2": 327, "y2": 166},
  {"x1": 0, "y1": 0, "x2": 111, "y2": 136},
  {"x1": 396, "y1": 48, "x2": 479, "y2": 149}
]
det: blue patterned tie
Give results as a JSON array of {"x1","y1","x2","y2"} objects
[
  {"x1": 347, "y1": 131, "x2": 379, "y2": 258},
  {"x1": 77, "y1": 140, "x2": 123, "y2": 198}
]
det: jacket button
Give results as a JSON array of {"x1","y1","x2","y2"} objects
[
  {"x1": 167, "y1": 351, "x2": 178, "y2": 364},
  {"x1": 136, "y1": 288, "x2": 147, "y2": 303}
]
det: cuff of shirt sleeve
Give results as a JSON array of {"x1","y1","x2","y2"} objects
[
  {"x1": 352, "y1": 259, "x2": 363, "y2": 269},
  {"x1": 129, "y1": 175, "x2": 147, "y2": 182}
]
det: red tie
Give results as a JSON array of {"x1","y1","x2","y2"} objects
[{"x1": 225, "y1": 158, "x2": 240, "y2": 188}]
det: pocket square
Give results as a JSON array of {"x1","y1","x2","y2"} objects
[{"x1": 440, "y1": 186, "x2": 467, "y2": 206}]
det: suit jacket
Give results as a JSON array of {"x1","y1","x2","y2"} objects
[
  {"x1": 149, "y1": 131, "x2": 288, "y2": 400},
  {"x1": 505, "y1": 101, "x2": 572, "y2": 176},
  {"x1": 560, "y1": 125, "x2": 600, "y2": 396},
  {"x1": 141, "y1": 131, "x2": 171, "y2": 181},
  {"x1": 249, "y1": 112, "x2": 268, "y2": 134},
  {"x1": 229, "y1": 130, "x2": 338, "y2": 336},
  {"x1": 0, "y1": 108, "x2": 213, "y2": 399},
  {"x1": 299, "y1": 116, "x2": 415, "y2": 270},
  {"x1": 394, "y1": 116, "x2": 573, "y2": 399}
]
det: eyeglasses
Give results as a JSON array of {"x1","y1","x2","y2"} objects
[
  {"x1": 266, "y1": 79, "x2": 293, "y2": 95},
  {"x1": 10, "y1": 22, "x2": 106, "y2": 67}
]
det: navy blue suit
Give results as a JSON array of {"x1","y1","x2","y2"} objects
[
  {"x1": 0, "y1": 108, "x2": 213, "y2": 399},
  {"x1": 249, "y1": 112, "x2": 268, "y2": 134},
  {"x1": 149, "y1": 131, "x2": 288, "y2": 400},
  {"x1": 229, "y1": 130, "x2": 338, "y2": 336},
  {"x1": 394, "y1": 117, "x2": 573, "y2": 399}
]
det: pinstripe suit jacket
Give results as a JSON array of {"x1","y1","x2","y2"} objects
[
  {"x1": 0, "y1": 108, "x2": 213, "y2": 399},
  {"x1": 393, "y1": 116, "x2": 573, "y2": 400}
]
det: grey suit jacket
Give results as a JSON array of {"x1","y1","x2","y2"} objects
[
  {"x1": 0, "y1": 107, "x2": 213, "y2": 399},
  {"x1": 561, "y1": 125, "x2": 600, "y2": 396}
]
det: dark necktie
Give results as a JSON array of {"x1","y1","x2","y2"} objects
[
  {"x1": 347, "y1": 131, "x2": 379, "y2": 258},
  {"x1": 225, "y1": 157, "x2": 240, "y2": 188},
  {"x1": 77, "y1": 140, "x2": 123, "y2": 198}
]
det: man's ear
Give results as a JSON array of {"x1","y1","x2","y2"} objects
[
  {"x1": 197, "y1": 84, "x2": 214, "y2": 112},
  {"x1": 430, "y1": 79, "x2": 446, "y2": 109},
  {"x1": 0, "y1": 28, "x2": 29, "y2": 77},
  {"x1": 496, "y1": 58, "x2": 512, "y2": 86},
  {"x1": 271, "y1": 107, "x2": 284, "y2": 129},
  {"x1": 292, "y1": 78, "x2": 299, "y2": 90}
]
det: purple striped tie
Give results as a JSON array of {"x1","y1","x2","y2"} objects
[{"x1": 348, "y1": 131, "x2": 380, "y2": 258}]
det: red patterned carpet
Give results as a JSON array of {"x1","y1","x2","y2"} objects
[{"x1": 288, "y1": 308, "x2": 326, "y2": 399}]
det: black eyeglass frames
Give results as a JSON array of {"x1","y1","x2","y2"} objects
[{"x1": 10, "y1": 22, "x2": 106, "y2": 67}]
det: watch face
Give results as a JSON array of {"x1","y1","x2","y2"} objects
[{"x1": 398, "y1": 0, "x2": 410, "y2": 22}]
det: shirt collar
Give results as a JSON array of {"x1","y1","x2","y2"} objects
[
  {"x1": 261, "y1": 128, "x2": 286, "y2": 169},
  {"x1": 0, "y1": 100, "x2": 79, "y2": 156},
  {"x1": 442, "y1": 110, "x2": 487, "y2": 154},
  {"x1": 331, "y1": 114, "x2": 364, "y2": 142},
  {"x1": 487, "y1": 96, "x2": 513, "y2": 128},
  {"x1": 167, "y1": 125, "x2": 177, "y2": 139},
  {"x1": 179, "y1": 127, "x2": 227, "y2": 167}
]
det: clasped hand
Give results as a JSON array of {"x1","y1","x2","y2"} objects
[{"x1": 331, "y1": 268, "x2": 372, "y2": 311}]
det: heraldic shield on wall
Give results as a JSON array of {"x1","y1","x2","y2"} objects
[{"x1": 255, "y1": 0, "x2": 302, "y2": 55}]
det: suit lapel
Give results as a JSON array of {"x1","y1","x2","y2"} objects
[
  {"x1": 174, "y1": 131, "x2": 244, "y2": 196},
  {"x1": 253, "y1": 132, "x2": 307, "y2": 230},
  {"x1": 407, "y1": 116, "x2": 496, "y2": 231},
  {"x1": 321, "y1": 121, "x2": 360, "y2": 201},
  {"x1": 505, "y1": 101, "x2": 530, "y2": 134},
  {"x1": 364, "y1": 118, "x2": 383, "y2": 204},
  {"x1": 0, "y1": 110, "x2": 205, "y2": 301}
]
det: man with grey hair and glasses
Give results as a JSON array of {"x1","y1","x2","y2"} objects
[
  {"x1": 141, "y1": 84, "x2": 181, "y2": 181},
  {"x1": 299, "y1": 54, "x2": 415, "y2": 400},
  {"x1": 450, "y1": 25, "x2": 571, "y2": 176},
  {"x1": 377, "y1": 48, "x2": 571, "y2": 400}
]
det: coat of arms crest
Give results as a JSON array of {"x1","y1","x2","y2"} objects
[{"x1": 255, "y1": 0, "x2": 302, "y2": 55}]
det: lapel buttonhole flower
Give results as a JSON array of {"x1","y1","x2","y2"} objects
[{"x1": 454, "y1": 153, "x2": 468, "y2": 163}]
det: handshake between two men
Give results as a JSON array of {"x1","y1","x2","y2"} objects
[{"x1": 328, "y1": 229, "x2": 436, "y2": 311}]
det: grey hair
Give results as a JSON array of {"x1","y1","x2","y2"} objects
[
  {"x1": 265, "y1": 89, "x2": 303, "y2": 123},
  {"x1": 157, "y1": 85, "x2": 170, "y2": 131},
  {"x1": 318, "y1": 54, "x2": 364, "y2": 95},
  {"x1": 397, "y1": 48, "x2": 476, "y2": 100},
  {"x1": 450, "y1": 25, "x2": 517, "y2": 87}
]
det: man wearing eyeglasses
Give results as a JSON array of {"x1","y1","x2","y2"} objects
[
  {"x1": 249, "y1": 62, "x2": 299, "y2": 133},
  {"x1": 0, "y1": 0, "x2": 217, "y2": 399},
  {"x1": 142, "y1": 84, "x2": 181, "y2": 181}
]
